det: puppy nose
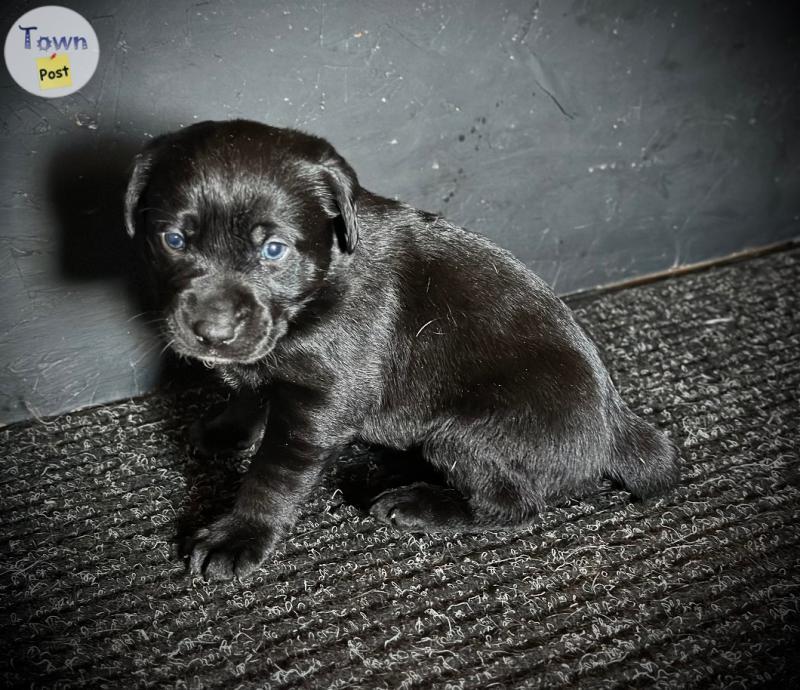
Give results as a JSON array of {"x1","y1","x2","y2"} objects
[{"x1": 192, "y1": 318, "x2": 236, "y2": 346}]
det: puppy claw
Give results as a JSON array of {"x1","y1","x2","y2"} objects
[
  {"x1": 189, "y1": 542, "x2": 210, "y2": 577},
  {"x1": 370, "y1": 496, "x2": 430, "y2": 530},
  {"x1": 369, "y1": 483, "x2": 474, "y2": 531},
  {"x1": 186, "y1": 514, "x2": 274, "y2": 581},
  {"x1": 369, "y1": 488, "x2": 434, "y2": 530}
]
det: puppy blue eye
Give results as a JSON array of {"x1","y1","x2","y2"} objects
[
  {"x1": 163, "y1": 231, "x2": 185, "y2": 251},
  {"x1": 261, "y1": 240, "x2": 288, "y2": 261}
]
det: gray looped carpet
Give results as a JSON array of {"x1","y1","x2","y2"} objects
[{"x1": 2, "y1": 248, "x2": 799, "y2": 689}]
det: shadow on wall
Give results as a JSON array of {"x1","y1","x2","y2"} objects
[
  {"x1": 48, "y1": 137, "x2": 140, "y2": 282},
  {"x1": 45, "y1": 132, "x2": 210, "y2": 393}
]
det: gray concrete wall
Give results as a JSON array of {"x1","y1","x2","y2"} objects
[{"x1": 1, "y1": 0, "x2": 799, "y2": 424}]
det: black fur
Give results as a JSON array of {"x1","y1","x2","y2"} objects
[{"x1": 125, "y1": 119, "x2": 679, "y2": 580}]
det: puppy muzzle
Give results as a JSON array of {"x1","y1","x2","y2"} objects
[{"x1": 169, "y1": 281, "x2": 274, "y2": 363}]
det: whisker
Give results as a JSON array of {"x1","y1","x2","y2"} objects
[
  {"x1": 130, "y1": 340, "x2": 160, "y2": 368},
  {"x1": 126, "y1": 310, "x2": 158, "y2": 324},
  {"x1": 132, "y1": 317, "x2": 165, "y2": 329}
]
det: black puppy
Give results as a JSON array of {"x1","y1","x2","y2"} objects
[{"x1": 124, "y1": 120, "x2": 678, "y2": 580}]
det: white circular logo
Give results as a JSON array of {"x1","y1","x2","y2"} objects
[{"x1": 4, "y1": 5, "x2": 99, "y2": 98}]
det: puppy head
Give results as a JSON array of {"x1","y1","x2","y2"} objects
[{"x1": 124, "y1": 120, "x2": 360, "y2": 365}]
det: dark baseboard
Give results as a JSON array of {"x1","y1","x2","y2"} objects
[{"x1": 563, "y1": 238, "x2": 800, "y2": 305}]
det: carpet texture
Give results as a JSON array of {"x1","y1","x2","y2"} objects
[{"x1": 2, "y1": 248, "x2": 799, "y2": 689}]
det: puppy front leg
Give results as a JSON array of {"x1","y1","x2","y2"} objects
[{"x1": 188, "y1": 394, "x2": 337, "y2": 580}]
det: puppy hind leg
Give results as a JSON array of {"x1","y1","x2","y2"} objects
[
  {"x1": 366, "y1": 441, "x2": 478, "y2": 531},
  {"x1": 332, "y1": 445, "x2": 447, "y2": 512},
  {"x1": 368, "y1": 476, "x2": 541, "y2": 532},
  {"x1": 362, "y1": 434, "x2": 545, "y2": 531},
  {"x1": 368, "y1": 452, "x2": 542, "y2": 532},
  {"x1": 369, "y1": 482, "x2": 475, "y2": 531}
]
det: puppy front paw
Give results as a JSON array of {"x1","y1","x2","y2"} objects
[{"x1": 187, "y1": 514, "x2": 276, "y2": 580}]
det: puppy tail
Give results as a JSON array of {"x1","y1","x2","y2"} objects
[{"x1": 606, "y1": 409, "x2": 680, "y2": 500}]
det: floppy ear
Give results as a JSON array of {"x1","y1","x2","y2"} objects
[
  {"x1": 320, "y1": 153, "x2": 360, "y2": 253},
  {"x1": 124, "y1": 148, "x2": 158, "y2": 238}
]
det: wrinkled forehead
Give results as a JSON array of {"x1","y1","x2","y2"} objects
[
  {"x1": 186, "y1": 165, "x2": 299, "y2": 225},
  {"x1": 146, "y1": 151, "x2": 309, "y2": 229}
]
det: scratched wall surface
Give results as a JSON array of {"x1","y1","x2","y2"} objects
[{"x1": 1, "y1": 0, "x2": 799, "y2": 424}]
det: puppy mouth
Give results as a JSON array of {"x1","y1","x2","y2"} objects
[{"x1": 166, "y1": 316, "x2": 282, "y2": 366}]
